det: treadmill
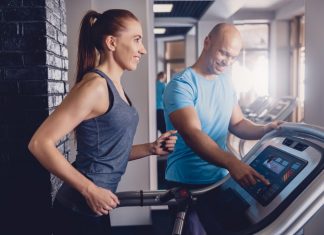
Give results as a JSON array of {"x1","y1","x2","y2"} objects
[
  {"x1": 252, "y1": 97, "x2": 297, "y2": 124},
  {"x1": 227, "y1": 96, "x2": 297, "y2": 159},
  {"x1": 116, "y1": 123, "x2": 324, "y2": 235},
  {"x1": 242, "y1": 96, "x2": 273, "y2": 120}
]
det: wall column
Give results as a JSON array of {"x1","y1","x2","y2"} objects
[{"x1": 0, "y1": 0, "x2": 70, "y2": 233}]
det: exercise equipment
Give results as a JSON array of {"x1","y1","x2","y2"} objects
[{"x1": 116, "y1": 123, "x2": 323, "y2": 235}]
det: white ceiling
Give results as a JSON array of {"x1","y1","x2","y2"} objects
[
  {"x1": 242, "y1": 0, "x2": 297, "y2": 10},
  {"x1": 201, "y1": 0, "x2": 304, "y2": 20}
]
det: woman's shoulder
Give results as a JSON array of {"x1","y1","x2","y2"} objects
[
  {"x1": 77, "y1": 72, "x2": 106, "y2": 90},
  {"x1": 70, "y1": 72, "x2": 108, "y2": 101},
  {"x1": 61, "y1": 72, "x2": 109, "y2": 117}
]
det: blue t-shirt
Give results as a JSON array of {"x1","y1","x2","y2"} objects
[
  {"x1": 156, "y1": 80, "x2": 166, "y2": 110},
  {"x1": 163, "y1": 67, "x2": 237, "y2": 184}
]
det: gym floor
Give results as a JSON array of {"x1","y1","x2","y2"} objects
[{"x1": 112, "y1": 210, "x2": 173, "y2": 235}]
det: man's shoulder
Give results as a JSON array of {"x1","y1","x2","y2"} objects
[
  {"x1": 170, "y1": 67, "x2": 197, "y2": 85},
  {"x1": 165, "y1": 69, "x2": 198, "y2": 94}
]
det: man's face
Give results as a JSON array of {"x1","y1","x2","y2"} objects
[{"x1": 205, "y1": 35, "x2": 242, "y2": 75}]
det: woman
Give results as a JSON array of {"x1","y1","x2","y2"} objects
[{"x1": 28, "y1": 9, "x2": 177, "y2": 235}]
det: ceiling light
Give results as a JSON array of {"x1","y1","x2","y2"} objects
[
  {"x1": 154, "y1": 28, "x2": 166, "y2": 34},
  {"x1": 153, "y1": 4, "x2": 173, "y2": 13}
]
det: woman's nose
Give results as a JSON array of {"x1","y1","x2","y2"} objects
[{"x1": 140, "y1": 44, "x2": 147, "y2": 55}]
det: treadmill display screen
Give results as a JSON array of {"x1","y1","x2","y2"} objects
[
  {"x1": 263, "y1": 157, "x2": 285, "y2": 174},
  {"x1": 245, "y1": 146, "x2": 308, "y2": 206}
]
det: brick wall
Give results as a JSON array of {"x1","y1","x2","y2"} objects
[{"x1": 0, "y1": 0, "x2": 69, "y2": 234}]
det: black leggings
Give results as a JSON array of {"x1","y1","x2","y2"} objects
[{"x1": 52, "y1": 199, "x2": 112, "y2": 235}]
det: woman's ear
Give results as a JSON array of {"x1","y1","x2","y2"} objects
[{"x1": 105, "y1": 36, "x2": 116, "y2": 51}]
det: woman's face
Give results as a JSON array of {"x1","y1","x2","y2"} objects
[{"x1": 113, "y1": 19, "x2": 147, "y2": 71}]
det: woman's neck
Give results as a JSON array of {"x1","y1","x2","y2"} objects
[{"x1": 96, "y1": 60, "x2": 123, "y2": 85}]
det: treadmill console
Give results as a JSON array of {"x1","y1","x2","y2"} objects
[
  {"x1": 245, "y1": 146, "x2": 308, "y2": 206},
  {"x1": 222, "y1": 133, "x2": 322, "y2": 225}
]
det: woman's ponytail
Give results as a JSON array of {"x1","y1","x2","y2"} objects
[{"x1": 75, "y1": 10, "x2": 100, "y2": 84}]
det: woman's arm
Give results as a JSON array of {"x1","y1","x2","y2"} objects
[
  {"x1": 28, "y1": 74, "x2": 119, "y2": 215},
  {"x1": 129, "y1": 130, "x2": 177, "y2": 161}
]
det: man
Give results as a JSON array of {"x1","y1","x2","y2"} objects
[{"x1": 163, "y1": 23, "x2": 281, "y2": 234}]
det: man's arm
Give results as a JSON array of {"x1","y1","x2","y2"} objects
[
  {"x1": 169, "y1": 106, "x2": 269, "y2": 187},
  {"x1": 229, "y1": 104, "x2": 282, "y2": 140}
]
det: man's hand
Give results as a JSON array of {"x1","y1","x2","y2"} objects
[
  {"x1": 226, "y1": 156, "x2": 270, "y2": 187},
  {"x1": 263, "y1": 120, "x2": 284, "y2": 135}
]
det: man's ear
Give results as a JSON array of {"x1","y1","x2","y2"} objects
[
  {"x1": 204, "y1": 35, "x2": 211, "y2": 49},
  {"x1": 104, "y1": 36, "x2": 116, "y2": 51}
]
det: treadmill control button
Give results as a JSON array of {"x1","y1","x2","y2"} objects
[
  {"x1": 283, "y1": 138, "x2": 294, "y2": 146},
  {"x1": 291, "y1": 163, "x2": 301, "y2": 170},
  {"x1": 256, "y1": 188, "x2": 265, "y2": 195},
  {"x1": 293, "y1": 142, "x2": 309, "y2": 151},
  {"x1": 282, "y1": 161, "x2": 289, "y2": 166}
]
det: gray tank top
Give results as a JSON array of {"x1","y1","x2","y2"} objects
[{"x1": 56, "y1": 69, "x2": 139, "y2": 216}]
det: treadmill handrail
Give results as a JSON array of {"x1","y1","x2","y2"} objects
[
  {"x1": 237, "y1": 122, "x2": 324, "y2": 165},
  {"x1": 278, "y1": 122, "x2": 324, "y2": 140},
  {"x1": 190, "y1": 174, "x2": 231, "y2": 196},
  {"x1": 116, "y1": 174, "x2": 231, "y2": 207},
  {"x1": 238, "y1": 138, "x2": 246, "y2": 160}
]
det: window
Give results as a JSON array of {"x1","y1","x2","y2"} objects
[
  {"x1": 232, "y1": 24, "x2": 270, "y2": 106},
  {"x1": 290, "y1": 15, "x2": 305, "y2": 122},
  {"x1": 165, "y1": 40, "x2": 185, "y2": 81}
]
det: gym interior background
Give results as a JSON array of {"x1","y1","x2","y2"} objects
[{"x1": 0, "y1": 0, "x2": 323, "y2": 234}]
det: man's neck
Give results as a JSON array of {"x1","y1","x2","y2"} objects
[{"x1": 191, "y1": 61, "x2": 219, "y2": 80}]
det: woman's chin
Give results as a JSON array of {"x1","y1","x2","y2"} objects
[{"x1": 125, "y1": 65, "x2": 138, "y2": 71}]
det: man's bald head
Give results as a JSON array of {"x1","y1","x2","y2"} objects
[
  {"x1": 197, "y1": 23, "x2": 242, "y2": 76},
  {"x1": 208, "y1": 23, "x2": 242, "y2": 46}
]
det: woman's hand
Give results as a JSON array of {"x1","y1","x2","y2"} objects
[
  {"x1": 151, "y1": 130, "x2": 177, "y2": 156},
  {"x1": 82, "y1": 183, "x2": 120, "y2": 216}
]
